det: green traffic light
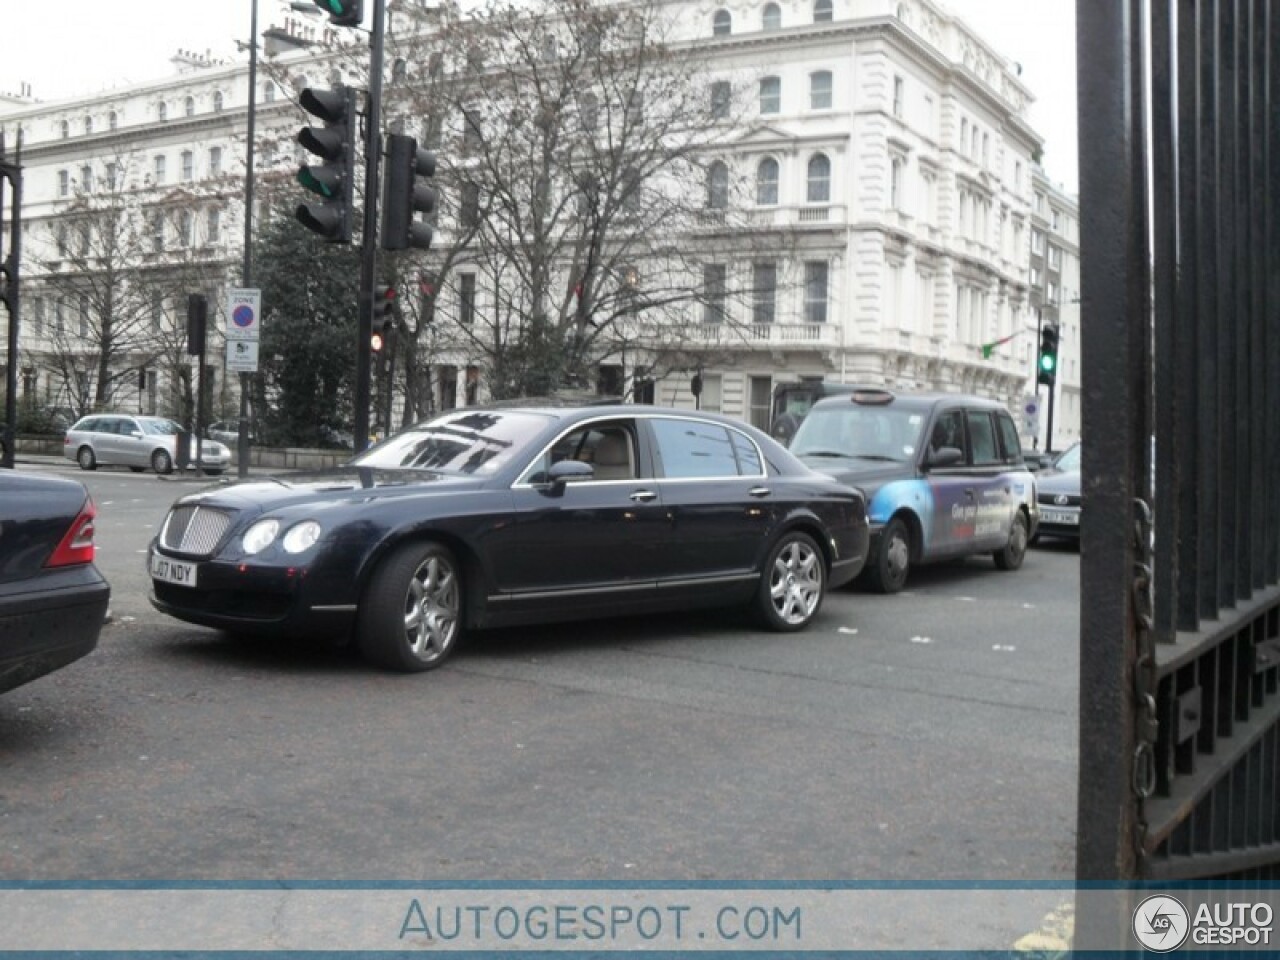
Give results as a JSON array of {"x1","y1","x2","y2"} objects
[
  {"x1": 297, "y1": 167, "x2": 335, "y2": 199},
  {"x1": 1040, "y1": 354, "x2": 1056, "y2": 372}
]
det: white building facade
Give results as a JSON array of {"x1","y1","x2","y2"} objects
[{"x1": 1, "y1": 0, "x2": 1078, "y2": 443}]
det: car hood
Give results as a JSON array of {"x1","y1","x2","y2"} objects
[
  {"x1": 171, "y1": 467, "x2": 487, "y2": 513},
  {"x1": 1036, "y1": 468, "x2": 1081, "y2": 496},
  {"x1": 795, "y1": 457, "x2": 909, "y2": 492}
]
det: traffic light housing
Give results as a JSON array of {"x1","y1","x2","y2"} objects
[
  {"x1": 311, "y1": 0, "x2": 362, "y2": 26},
  {"x1": 1037, "y1": 324, "x2": 1060, "y2": 386},
  {"x1": 296, "y1": 86, "x2": 357, "y2": 244},
  {"x1": 371, "y1": 285, "x2": 396, "y2": 353},
  {"x1": 381, "y1": 133, "x2": 437, "y2": 251},
  {"x1": 187, "y1": 293, "x2": 207, "y2": 355}
]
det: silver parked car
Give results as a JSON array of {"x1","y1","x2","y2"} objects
[{"x1": 64, "y1": 414, "x2": 232, "y2": 475}]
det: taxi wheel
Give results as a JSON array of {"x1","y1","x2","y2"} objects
[
  {"x1": 865, "y1": 516, "x2": 910, "y2": 594},
  {"x1": 757, "y1": 530, "x2": 825, "y2": 631},
  {"x1": 358, "y1": 541, "x2": 463, "y2": 672},
  {"x1": 994, "y1": 511, "x2": 1029, "y2": 571}
]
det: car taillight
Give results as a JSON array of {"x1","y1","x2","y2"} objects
[
  {"x1": 46, "y1": 497, "x2": 97, "y2": 568},
  {"x1": 64, "y1": 433, "x2": 72, "y2": 445}
]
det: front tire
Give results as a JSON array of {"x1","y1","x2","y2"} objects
[
  {"x1": 151, "y1": 449, "x2": 174, "y2": 474},
  {"x1": 358, "y1": 541, "x2": 463, "y2": 672},
  {"x1": 865, "y1": 516, "x2": 911, "y2": 593},
  {"x1": 757, "y1": 531, "x2": 825, "y2": 631},
  {"x1": 77, "y1": 446, "x2": 97, "y2": 471},
  {"x1": 994, "y1": 511, "x2": 1030, "y2": 571}
]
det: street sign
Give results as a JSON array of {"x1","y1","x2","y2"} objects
[
  {"x1": 226, "y1": 339, "x2": 259, "y2": 374},
  {"x1": 1022, "y1": 394, "x2": 1041, "y2": 440},
  {"x1": 226, "y1": 287, "x2": 261, "y2": 341}
]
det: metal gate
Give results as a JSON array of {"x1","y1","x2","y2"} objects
[{"x1": 1076, "y1": 0, "x2": 1280, "y2": 893}]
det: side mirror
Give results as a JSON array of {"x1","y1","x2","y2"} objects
[
  {"x1": 927, "y1": 446, "x2": 963, "y2": 469},
  {"x1": 130, "y1": 430, "x2": 144, "y2": 438},
  {"x1": 542, "y1": 459, "x2": 594, "y2": 493}
]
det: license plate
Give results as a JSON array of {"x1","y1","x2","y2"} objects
[
  {"x1": 151, "y1": 554, "x2": 198, "y2": 587},
  {"x1": 1041, "y1": 508, "x2": 1079, "y2": 525}
]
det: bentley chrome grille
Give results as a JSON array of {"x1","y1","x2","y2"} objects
[{"x1": 160, "y1": 505, "x2": 234, "y2": 556}]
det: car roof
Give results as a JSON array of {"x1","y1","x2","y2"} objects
[{"x1": 808, "y1": 389, "x2": 1009, "y2": 414}]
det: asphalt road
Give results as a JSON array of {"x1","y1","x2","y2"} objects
[{"x1": 2, "y1": 457, "x2": 1081, "y2": 889}]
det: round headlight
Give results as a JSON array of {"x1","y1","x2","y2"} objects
[
  {"x1": 282, "y1": 521, "x2": 322, "y2": 554},
  {"x1": 242, "y1": 518, "x2": 280, "y2": 555}
]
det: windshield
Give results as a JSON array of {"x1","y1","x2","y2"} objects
[
  {"x1": 790, "y1": 404, "x2": 926, "y2": 463},
  {"x1": 1054, "y1": 443, "x2": 1082, "y2": 471},
  {"x1": 352, "y1": 410, "x2": 555, "y2": 476},
  {"x1": 141, "y1": 418, "x2": 181, "y2": 436}
]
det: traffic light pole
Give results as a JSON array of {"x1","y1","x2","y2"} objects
[
  {"x1": 353, "y1": 0, "x2": 387, "y2": 455},
  {"x1": 238, "y1": 0, "x2": 260, "y2": 479}
]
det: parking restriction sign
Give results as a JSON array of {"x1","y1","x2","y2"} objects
[{"x1": 226, "y1": 287, "x2": 261, "y2": 341}]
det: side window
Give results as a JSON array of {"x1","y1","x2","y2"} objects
[
  {"x1": 651, "y1": 418, "x2": 739, "y2": 479},
  {"x1": 996, "y1": 413, "x2": 1022, "y2": 464},
  {"x1": 79, "y1": 418, "x2": 100, "y2": 433},
  {"x1": 729, "y1": 429, "x2": 764, "y2": 476},
  {"x1": 966, "y1": 411, "x2": 999, "y2": 466},
  {"x1": 929, "y1": 410, "x2": 966, "y2": 460},
  {"x1": 519, "y1": 422, "x2": 636, "y2": 484}
]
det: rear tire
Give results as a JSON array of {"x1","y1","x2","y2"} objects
[
  {"x1": 757, "y1": 531, "x2": 825, "y2": 631},
  {"x1": 994, "y1": 511, "x2": 1029, "y2": 571},
  {"x1": 358, "y1": 541, "x2": 463, "y2": 672},
  {"x1": 77, "y1": 446, "x2": 97, "y2": 471},
  {"x1": 865, "y1": 516, "x2": 911, "y2": 594},
  {"x1": 151, "y1": 449, "x2": 174, "y2": 475}
]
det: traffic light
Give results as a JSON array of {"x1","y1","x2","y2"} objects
[
  {"x1": 371, "y1": 285, "x2": 396, "y2": 353},
  {"x1": 310, "y1": 0, "x2": 362, "y2": 26},
  {"x1": 1037, "y1": 324, "x2": 1060, "y2": 386},
  {"x1": 381, "y1": 133, "x2": 436, "y2": 251},
  {"x1": 187, "y1": 293, "x2": 207, "y2": 355},
  {"x1": 296, "y1": 86, "x2": 357, "y2": 244}
]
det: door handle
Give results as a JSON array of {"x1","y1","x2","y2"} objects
[
  {"x1": 748, "y1": 486, "x2": 771, "y2": 498},
  {"x1": 629, "y1": 489, "x2": 658, "y2": 502}
]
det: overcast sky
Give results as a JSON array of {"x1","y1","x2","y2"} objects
[{"x1": 1, "y1": 0, "x2": 1077, "y2": 193}]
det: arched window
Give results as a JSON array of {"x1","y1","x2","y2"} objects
[
  {"x1": 806, "y1": 153, "x2": 831, "y2": 203},
  {"x1": 185, "y1": 96, "x2": 195, "y2": 117},
  {"x1": 814, "y1": 0, "x2": 833, "y2": 22},
  {"x1": 157, "y1": 102, "x2": 168, "y2": 122},
  {"x1": 763, "y1": 3, "x2": 782, "y2": 30},
  {"x1": 84, "y1": 116, "x2": 93, "y2": 135},
  {"x1": 759, "y1": 76, "x2": 781, "y2": 114},
  {"x1": 213, "y1": 91, "x2": 224, "y2": 112},
  {"x1": 60, "y1": 119, "x2": 70, "y2": 139},
  {"x1": 810, "y1": 70, "x2": 833, "y2": 109},
  {"x1": 712, "y1": 9, "x2": 732, "y2": 35},
  {"x1": 108, "y1": 111, "x2": 118, "y2": 130},
  {"x1": 263, "y1": 81, "x2": 275, "y2": 103},
  {"x1": 707, "y1": 161, "x2": 729, "y2": 209},
  {"x1": 756, "y1": 158, "x2": 780, "y2": 205}
]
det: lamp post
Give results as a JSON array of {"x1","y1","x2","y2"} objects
[{"x1": 237, "y1": 0, "x2": 260, "y2": 479}]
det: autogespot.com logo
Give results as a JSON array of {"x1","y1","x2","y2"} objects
[{"x1": 1133, "y1": 895, "x2": 1191, "y2": 952}]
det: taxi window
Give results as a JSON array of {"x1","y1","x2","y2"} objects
[
  {"x1": 929, "y1": 410, "x2": 966, "y2": 458},
  {"x1": 996, "y1": 413, "x2": 1022, "y2": 463},
  {"x1": 966, "y1": 411, "x2": 1000, "y2": 466}
]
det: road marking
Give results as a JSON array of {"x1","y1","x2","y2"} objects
[
  {"x1": 992, "y1": 644, "x2": 1017, "y2": 652},
  {"x1": 910, "y1": 635, "x2": 932, "y2": 644},
  {"x1": 837, "y1": 627, "x2": 859, "y2": 635}
]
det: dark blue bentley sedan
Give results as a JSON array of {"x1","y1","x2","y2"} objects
[{"x1": 148, "y1": 405, "x2": 870, "y2": 672}]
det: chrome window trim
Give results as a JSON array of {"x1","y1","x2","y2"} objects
[{"x1": 509, "y1": 412, "x2": 769, "y2": 490}]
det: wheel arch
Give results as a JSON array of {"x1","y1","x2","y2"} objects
[
  {"x1": 355, "y1": 528, "x2": 488, "y2": 628},
  {"x1": 887, "y1": 507, "x2": 924, "y2": 561}
]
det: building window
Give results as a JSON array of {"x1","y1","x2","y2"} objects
[
  {"x1": 1031, "y1": 229, "x2": 1045, "y2": 255},
  {"x1": 1030, "y1": 265, "x2": 1041, "y2": 287},
  {"x1": 806, "y1": 153, "x2": 831, "y2": 202},
  {"x1": 752, "y1": 261, "x2": 777, "y2": 325},
  {"x1": 55, "y1": 300, "x2": 65, "y2": 333},
  {"x1": 55, "y1": 225, "x2": 68, "y2": 257},
  {"x1": 804, "y1": 261, "x2": 829, "y2": 324},
  {"x1": 154, "y1": 154, "x2": 166, "y2": 184},
  {"x1": 150, "y1": 214, "x2": 164, "y2": 252},
  {"x1": 710, "y1": 80, "x2": 731, "y2": 120},
  {"x1": 209, "y1": 146, "x2": 222, "y2": 177},
  {"x1": 893, "y1": 75, "x2": 904, "y2": 117},
  {"x1": 84, "y1": 116, "x2": 93, "y2": 135},
  {"x1": 178, "y1": 211, "x2": 193, "y2": 247},
  {"x1": 31, "y1": 298, "x2": 44, "y2": 336},
  {"x1": 207, "y1": 208, "x2": 221, "y2": 244},
  {"x1": 762, "y1": 2, "x2": 782, "y2": 30},
  {"x1": 756, "y1": 157, "x2": 779, "y2": 205},
  {"x1": 706, "y1": 161, "x2": 729, "y2": 210},
  {"x1": 80, "y1": 164, "x2": 93, "y2": 193},
  {"x1": 810, "y1": 70, "x2": 832, "y2": 109},
  {"x1": 463, "y1": 108, "x2": 483, "y2": 150},
  {"x1": 185, "y1": 96, "x2": 195, "y2": 117},
  {"x1": 749, "y1": 376, "x2": 773, "y2": 431},
  {"x1": 263, "y1": 81, "x2": 275, "y2": 103},
  {"x1": 58, "y1": 169, "x2": 69, "y2": 197},
  {"x1": 712, "y1": 8, "x2": 732, "y2": 35},
  {"x1": 60, "y1": 119, "x2": 70, "y2": 139},
  {"x1": 759, "y1": 76, "x2": 781, "y2": 114},
  {"x1": 890, "y1": 155, "x2": 904, "y2": 210},
  {"x1": 1052, "y1": 207, "x2": 1063, "y2": 231},
  {"x1": 213, "y1": 91, "x2": 224, "y2": 112},
  {"x1": 78, "y1": 222, "x2": 91, "y2": 256},
  {"x1": 814, "y1": 0, "x2": 833, "y2": 22},
  {"x1": 459, "y1": 273, "x2": 476, "y2": 324},
  {"x1": 109, "y1": 110, "x2": 118, "y2": 130},
  {"x1": 181, "y1": 150, "x2": 194, "y2": 181},
  {"x1": 79, "y1": 295, "x2": 90, "y2": 337},
  {"x1": 105, "y1": 162, "x2": 118, "y2": 191},
  {"x1": 1048, "y1": 245, "x2": 1062, "y2": 270},
  {"x1": 460, "y1": 183, "x2": 480, "y2": 228},
  {"x1": 703, "y1": 264, "x2": 727, "y2": 325},
  {"x1": 1047, "y1": 281, "x2": 1058, "y2": 304}
]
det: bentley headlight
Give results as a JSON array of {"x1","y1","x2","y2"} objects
[
  {"x1": 242, "y1": 518, "x2": 280, "y2": 555},
  {"x1": 282, "y1": 521, "x2": 322, "y2": 554}
]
